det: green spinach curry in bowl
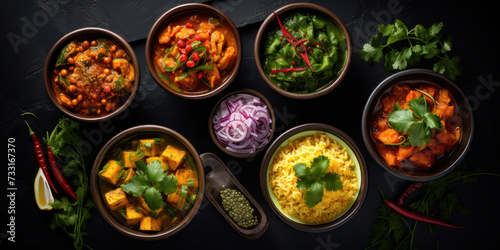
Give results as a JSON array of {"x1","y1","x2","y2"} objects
[
  {"x1": 254, "y1": 3, "x2": 351, "y2": 99},
  {"x1": 90, "y1": 125, "x2": 204, "y2": 240}
]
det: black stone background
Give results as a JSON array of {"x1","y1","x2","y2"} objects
[{"x1": 1, "y1": 0, "x2": 499, "y2": 249}]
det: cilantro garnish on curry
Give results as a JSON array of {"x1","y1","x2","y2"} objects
[
  {"x1": 98, "y1": 135, "x2": 199, "y2": 231},
  {"x1": 371, "y1": 83, "x2": 461, "y2": 168},
  {"x1": 262, "y1": 12, "x2": 347, "y2": 93}
]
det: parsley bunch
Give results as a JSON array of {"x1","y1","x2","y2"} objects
[
  {"x1": 388, "y1": 95, "x2": 442, "y2": 147},
  {"x1": 360, "y1": 19, "x2": 462, "y2": 80},
  {"x1": 121, "y1": 160, "x2": 178, "y2": 211},
  {"x1": 293, "y1": 155, "x2": 343, "y2": 208}
]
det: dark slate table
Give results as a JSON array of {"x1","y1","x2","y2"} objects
[{"x1": 1, "y1": 0, "x2": 499, "y2": 249}]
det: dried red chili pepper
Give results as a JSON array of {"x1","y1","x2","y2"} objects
[
  {"x1": 377, "y1": 186, "x2": 466, "y2": 229},
  {"x1": 397, "y1": 182, "x2": 423, "y2": 205},
  {"x1": 24, "y1": 120, "x2": 58, "y2": 194},
  {"x1": 47, "y1": 146, "x2": 79, "y2": 200}
]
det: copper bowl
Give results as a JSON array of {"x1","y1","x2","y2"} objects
[
  {"x1": 43, "y1": 27, "x2": 140, "y2": 122},
  {"x1": 254, "y1": 3, "x2": 352, "y2": 99},
  {"x1": 90, "y1": 125, "x2": 205, "y2": 240},
  {"x1": 145, "y1": 3, "x2": 242, "y2": 100},
  {"x1": 361, "y1": 69, "x2": 474, "y2": 181}
]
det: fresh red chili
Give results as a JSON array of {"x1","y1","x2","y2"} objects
[
  {"x1": 377, "y1": 186, "x2": 466, "y2": 229},
  {"x1": 397, "y1": 182, "x2": 423, "y2": 205},
  {"x1": 271, "y1": 67, "x2": 308, "y2": 74},
  {"x1": 47, "y1": 146, "x2": 78, "y2": 200},
  {"x1": 24, "y1": 121, "x2": 58, "y2": 194}
]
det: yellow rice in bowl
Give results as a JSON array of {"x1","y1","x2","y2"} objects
[{"x1": 268, "y1": 132, "x2": 359, "y2": 224}]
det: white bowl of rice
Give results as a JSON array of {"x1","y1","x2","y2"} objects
[{"x1": 260, "y1": 123, "x2": 368, "y2": 232}]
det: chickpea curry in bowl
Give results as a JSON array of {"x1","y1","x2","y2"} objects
[
  {"x1": 146, "y1": 3, "x2": 241, "y2": 99},
  {"x1": 90, "y1": 125, "x2": 205, "y2": 240},
  {"x1": 44, "y1": 27, "x2": 139, "y2": 122}
]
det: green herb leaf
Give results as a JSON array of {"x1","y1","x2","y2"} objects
[
  {"x1": 388, "y1": 109, "x2": 417, "y2": 133},
  {"x1": 157, "y1": 174, "x2": 178, "y2": 195},
  {"x1": 121, "y1": 173, "x2": 149, "y2": 197},
  {"x1": 408, "y1": 96, "x2": 429, "y2": 118},
  {"x1": 143, "y1": 160, "x2": 164, "y2": 185},
  {"x1": 293, "y1": 155, "x2": 343, "y2": 208},
  {"x1": 408, "y1": 121, "x2": 431, "y2": 147},
  {"x1": 143, "y1": 186, "x2": 164, "y2": 211}
]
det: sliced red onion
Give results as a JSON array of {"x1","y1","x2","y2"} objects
[{"x1": 212, "y1": 93, "x2": 273, "y2": 154}]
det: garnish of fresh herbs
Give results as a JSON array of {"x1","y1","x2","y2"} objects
[
  {"x1": 366, "y1": 163, "x2": 500, "y2": 249},
  {"x1": 293, "y1": 155, "x2": 343, "y2": 208},
  {"x1": 121, "y1": 160, "x2": 178, "y2": 211},
  {"x1": 43, "y1": 117, "x2": 94, "y2": 250},
  {"x1": 388, "y1": 94, "x2": 443, "y2": 147},
  {"x1": 359, "y1": 19, "x2": 462, "y2": 80}
]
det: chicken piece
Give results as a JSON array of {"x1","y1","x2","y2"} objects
[
  {"x1": 196, "y1": 29, "x2": 211, "y2": 41},
  {"x1": 190, "y1": 14, "x2": 201, "y2": 23},
  {"x1": 159, "y1": 25, "x2": 172, "y2": 44},
  {"x1": 407, "y1": 149, "x2": 435, "y2": 169},
  {"x1": 176, "y1": 27, "x2": 196, "y2": 40},
  {"x1": 205, "y1": 66, "x2": 221, "y2": 88},
  {"x1": 169, "y1": 25, "x2": 183, "y2": 39},
  {"x1": 210, "y1": 31, "x2": 226, "y2": 62},
  {"x1": 174, "y1": 72, "x2": 197, "y2": 91},
  {"x1": 112, "y1": 58, "x2": 135, "y2": 81},
  {"x1": 217, "y1": 46, "x2": 236, "y2": 70}
]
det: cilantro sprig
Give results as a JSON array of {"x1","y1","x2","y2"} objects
[
  {"x1": 388, "y1": 95, "x2": 443, "y2": 147},
  {"x1": 121, "y1": 160, "x2": 178, "y2": 211},
  {"x1": 293, "y1": 155, "x2": 343, "y2": 208},
  {"x1": 360, "y1": 19, "x2": 462, "y2": 80}
]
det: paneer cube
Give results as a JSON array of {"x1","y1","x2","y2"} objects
[
  {"x1": 139, "y1": 139, "x2": 158, "y2": 157},
  {"x1": 104, "y1": 187, "x2": 129, "y2": 211},
  {"x1": 175, "y1": 168, "x2": 198, "y2": 188},
  {"x1": 146, "y1": 157, "x2": 167, "y2": 170},
  {"x1": 119, "y1": 168, "x2": 135, "y2": 185},
  {"x1": 123, "y1": 150, "x2": 142, "y2": 168},
  {"x1": 138, "y1": 195, "x2": 163, "y2": 216},
  {"x1": 125, "y1": 204, "x2": 143, "y2": 225},
  {"x1": 140, "y1": 216, "x2": 163, "y2": 231},
  {"x1": 160, "y1": 145, "x2": 186, "y2": 171},
  {"x1": 167, "y1": 193, "x2": 185, "y2": 210},
  {"x1": 99, "y1": 160, "x2": 123, "y2": 186}
]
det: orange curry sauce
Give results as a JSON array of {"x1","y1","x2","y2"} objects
[
  {"x1": 153, "y1": 13, "x2": 237, "y2": 92},
  {"x1": 371, "y1": 82, "x2": 462, "y2": 169}
]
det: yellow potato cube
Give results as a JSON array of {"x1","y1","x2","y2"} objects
[
  {"x1": 140, "y1": 216, "x2": 163, "y2": 231},
  {"x1": 125, "y1": 204, "x2": 143, "y2": 225},
  {"x1": 160, "y1": 145, "x2": 186, "y2": 171},
  {"x1": 123, "y1": 150, "x2": 142, "y2": 168},
  {"x1": 139, "y1": 139, "x2": 158, "y2": 157},
  {"x1": 104, "y1": 188, "x2": 129, "y2": 211},
  {"x1": 146, "y1": 157, "x2": 167, "y2": 170},
  {"x1": 99, "y1": 160, "x2": 123, "y2": 186}
]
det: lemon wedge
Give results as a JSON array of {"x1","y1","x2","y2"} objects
[{"x1": 34, "y1": 168, "x2": 54, "y2": 210}]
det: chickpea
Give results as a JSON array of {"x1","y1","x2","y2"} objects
[
  {"x1": 110, "y1": 45, "x2": 117, "y2": 52},
  {"x1": 77, "y1": 94, "x2": 83, "y2": 101},
  {"x1": 90, "y1": 40, "x2": 97, "y2": 46},
  {"x1": 82, "y1": 40, "x2": 90, "y2": 49},
  {"x1": 54, "y1": 76, "x2": 59, "y2": 83},
  {"x1": 96, "y1": 109, "x2": 101, "y2": 115},
  {"x1": 67, "y1": 57, "x2": 74, "y2": 64},
  {"x1": 70, "y1": 77, "x2": 77, "y2": 84},
  {"x1": 75, "y1": 47, "x2": 81, "y2": 52},
  {"x1": 60, "y1": 69, "x2": 68, "y2": 76},
  {"x1": 103, "y1": 56, "x2": 111, "y2": 64},
  {"x1": 53, "y1": 69, "x2": 59, "y2": 74},
  {"x1": 106, "y1": 75, "x2": 114, "y2": 82},
  {"x1": 101, "y1": 99, "x2": 107, "y2": 105},
  {"x1": 68, "y1": 66, "x2": 75, "y2": 71},
  {"x1": 71, "y1": 99, "x2": 78, "y2": 106},
  {"x1": 103, "y1": 68, "x2": 111, "y2": 75},
  {"x1": 68, "y1": 85, "x2": 77, "y2": 92}
]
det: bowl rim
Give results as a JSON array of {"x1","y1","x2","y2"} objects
[
  {"x1": 361, "y1": 68, "x2": 475, "y2": 182},
  {"x1": 43, "y1": 27, "x2": 140, "y2": 122},
  {"x1": 145, "y1": 3, "x2": 242, "y2": 100},
  {"x1": 259, "y1": 123, "x2": 368, "y2": 232},
  {"x1": 253, "y1": 2, "x2": 352, "y2": 99},
  {"x1": 90, "y1": 124, "x2": 205, "y2": 240},
  {"x1": 208, "y1": 89, "x2": 276, "y2": 158}
]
